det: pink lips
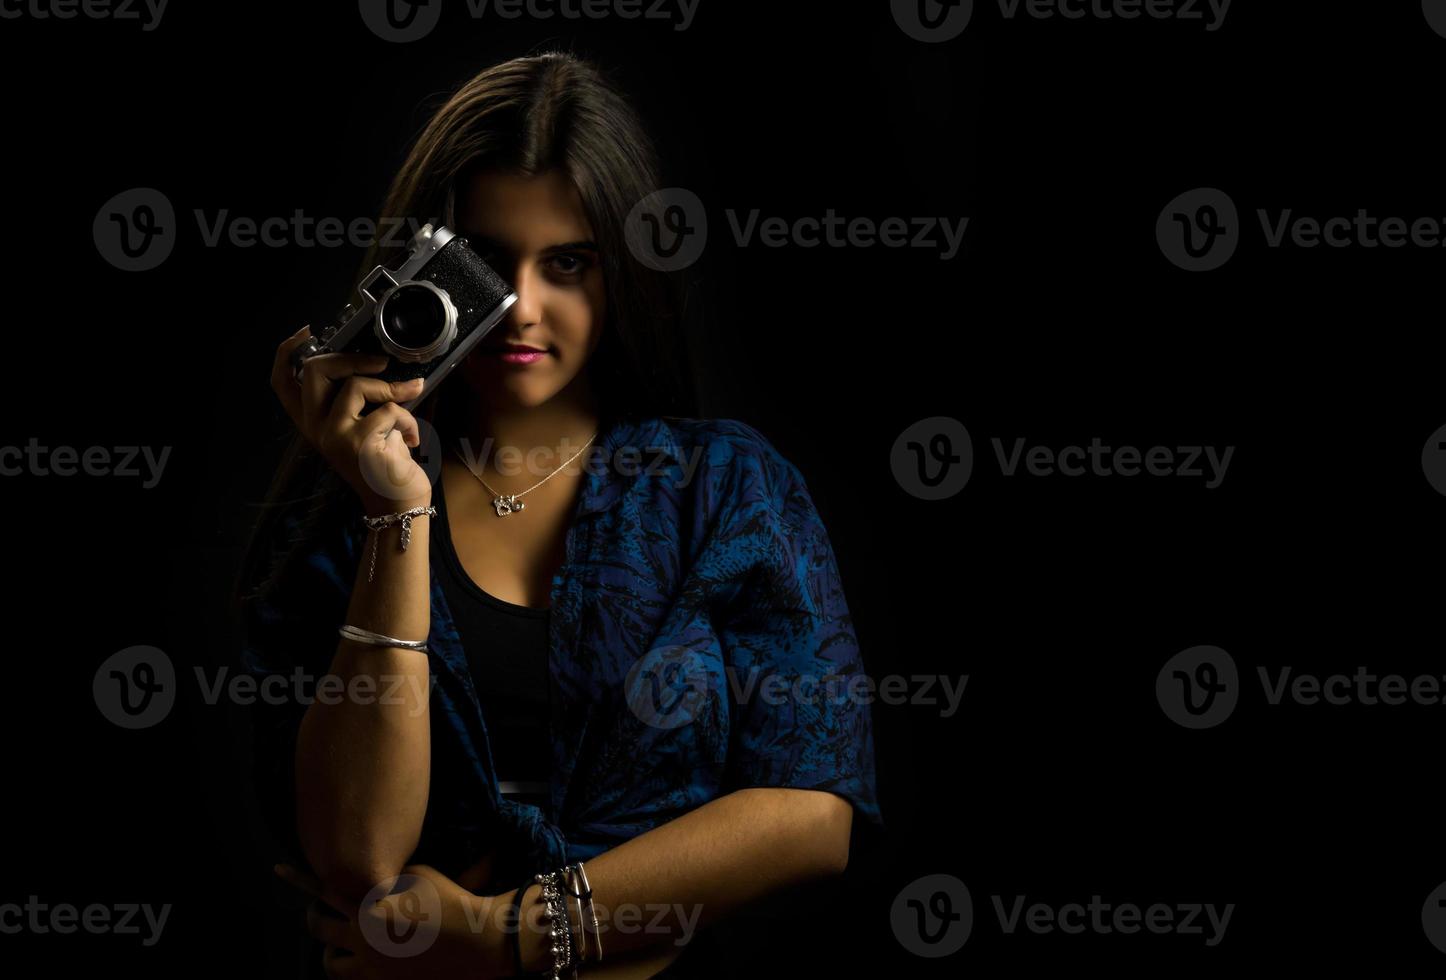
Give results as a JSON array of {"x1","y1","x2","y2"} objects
[
  {"x1": 485, "y1": 343, "x2": 550, "y2": 365},
  {"x1": 496, "y1": 351, "x2": 547, "y2": 364}
]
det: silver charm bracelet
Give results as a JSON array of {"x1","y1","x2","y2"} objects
[{"x1": 361, "y1": 504, "x2": 435, "y2": 582}]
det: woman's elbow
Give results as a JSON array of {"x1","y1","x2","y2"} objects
[
  {"x1": 815, "y1": 793, "x2": 854, "y2": 876},
  {"x1": 296, "y1": 820, "x2": 416, "y2": 909},
  {"x1": 307, "y1": 850, "x2": 407, "y2": 910},
  {"x1": 772, "y1": 788, "x2": 853, "y2": 877}
]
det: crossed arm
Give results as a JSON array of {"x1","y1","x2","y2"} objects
[
  {"x1": 501, "y1": 785, "x2": 852, "y2": 972},
  {"x1": 289, "y1": 522, "x2": 854, "y2": 977},
  {"x1": 293, "y1": 776, "x2": 853, "y2": 978}
]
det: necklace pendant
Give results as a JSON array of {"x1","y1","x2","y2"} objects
[{"x1": 492, "y1": 494, "x2": 525, "y2": 517}]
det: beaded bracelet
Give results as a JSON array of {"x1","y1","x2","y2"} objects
[{"x1": 534, "y1": 868, "x2": 576, "y2": 978}]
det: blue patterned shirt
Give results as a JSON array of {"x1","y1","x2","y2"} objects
[{"x1": 239, "y1": 414, "x2": 884, "y2": 889}]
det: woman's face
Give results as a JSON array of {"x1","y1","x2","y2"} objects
[{"x1": 453, "y1": 168, "x2": 606, "y2": 412}]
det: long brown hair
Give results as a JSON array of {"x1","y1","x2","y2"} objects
[{"x1": 233, "y1": 49, "x2": 697, "y2": 615}]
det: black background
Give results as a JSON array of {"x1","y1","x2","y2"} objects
[{"x1": 4, "y1": 0, "x2": 1444, "y2": 974}]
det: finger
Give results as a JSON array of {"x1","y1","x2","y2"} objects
[
  {"x1": 355, "y1": 401, "x2": 420, "y2": 450},
  {"x1": 327, "y1": 376, "x2": 425, "y2": 431},
  {"x1": 270, "y1": 324, "x2": 314, "y2": 382},
  {"x1": 270, "y1": 325, "x2": 314, "y2": 425},
  {"x1": 299, "y1": 352, "x2": 392, "y2": 438},
  {"x1": 274, "y1": 862, "x2": 324, "y2": 901},
  {"x1": 274, "y1": 322, "x2": 314, "y2": 361},
  {"x1": 306, "y1": 898, "x2": 352, "y2": 948},
  {"x1": 322, "y1": 944, "x2": 359, "y2": 979}
]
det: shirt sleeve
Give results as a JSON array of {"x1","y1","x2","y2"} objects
[
  {"x1": 235, "y1": 508, "x2": 358, "y2": 871},
  {"x1": 714, "y1": 445, "x2": 885, "y2": 836}
]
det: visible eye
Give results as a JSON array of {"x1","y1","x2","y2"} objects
[{"x1": 547, "y1": 252, "x2": 593, "y2": 277}]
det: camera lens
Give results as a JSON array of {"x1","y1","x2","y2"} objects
[
  {"x1": 380, "y1": 284, "x2": 443, "y2": 347},
  {"x1": 375, "y1": 281, "x2": 457, "y2": 361}
]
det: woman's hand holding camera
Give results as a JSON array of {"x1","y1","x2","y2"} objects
[{"x1": 271, "y1": 325, "x2": 434, "y2": 517}]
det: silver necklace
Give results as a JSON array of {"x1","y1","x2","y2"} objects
[{"x1": 452, "y1": 432, "x2": 598, "y2": 516}]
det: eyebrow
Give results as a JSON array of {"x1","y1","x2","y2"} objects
[{"x1": 468, "y1": 233, "x2": 599, "y2": 254}]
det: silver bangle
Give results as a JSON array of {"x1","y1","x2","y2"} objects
[
  {"x1": 337, "y1": 624, "x2": 428, "y2": 652},
  {"x1": 560, "y1": 868, "x2": 587, "y2": 967},
  {"x1": 562, "y1": 862, "x2": 600, "y2": 965}
]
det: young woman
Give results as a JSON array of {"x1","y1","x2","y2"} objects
[{"x1": 236, "y1": 50, "x2": 882, "y2": 978}]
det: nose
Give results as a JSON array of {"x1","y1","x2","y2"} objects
[{"x1": 503, "y1": 260, "x2": 542, "y2": 335}]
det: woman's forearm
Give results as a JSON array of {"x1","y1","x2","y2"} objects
[
  {"x1": 294, "y1": 504, "x2": 434, "y2": 908},
  {"x1": 502, "y1": 787, "x2": 853, "y2": 972}
]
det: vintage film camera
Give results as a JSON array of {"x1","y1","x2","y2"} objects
[{"x1": 290, "y1": 223, "x2": 517, "y2": 411}]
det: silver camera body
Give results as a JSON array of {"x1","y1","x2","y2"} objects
[{"x1": 290, "y1": 223, "x2": 517, "y2": 412}]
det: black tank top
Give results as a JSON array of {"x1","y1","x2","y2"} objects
[{"x1": 431, "y1": 474, "x2": 553, "y2": 813}]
